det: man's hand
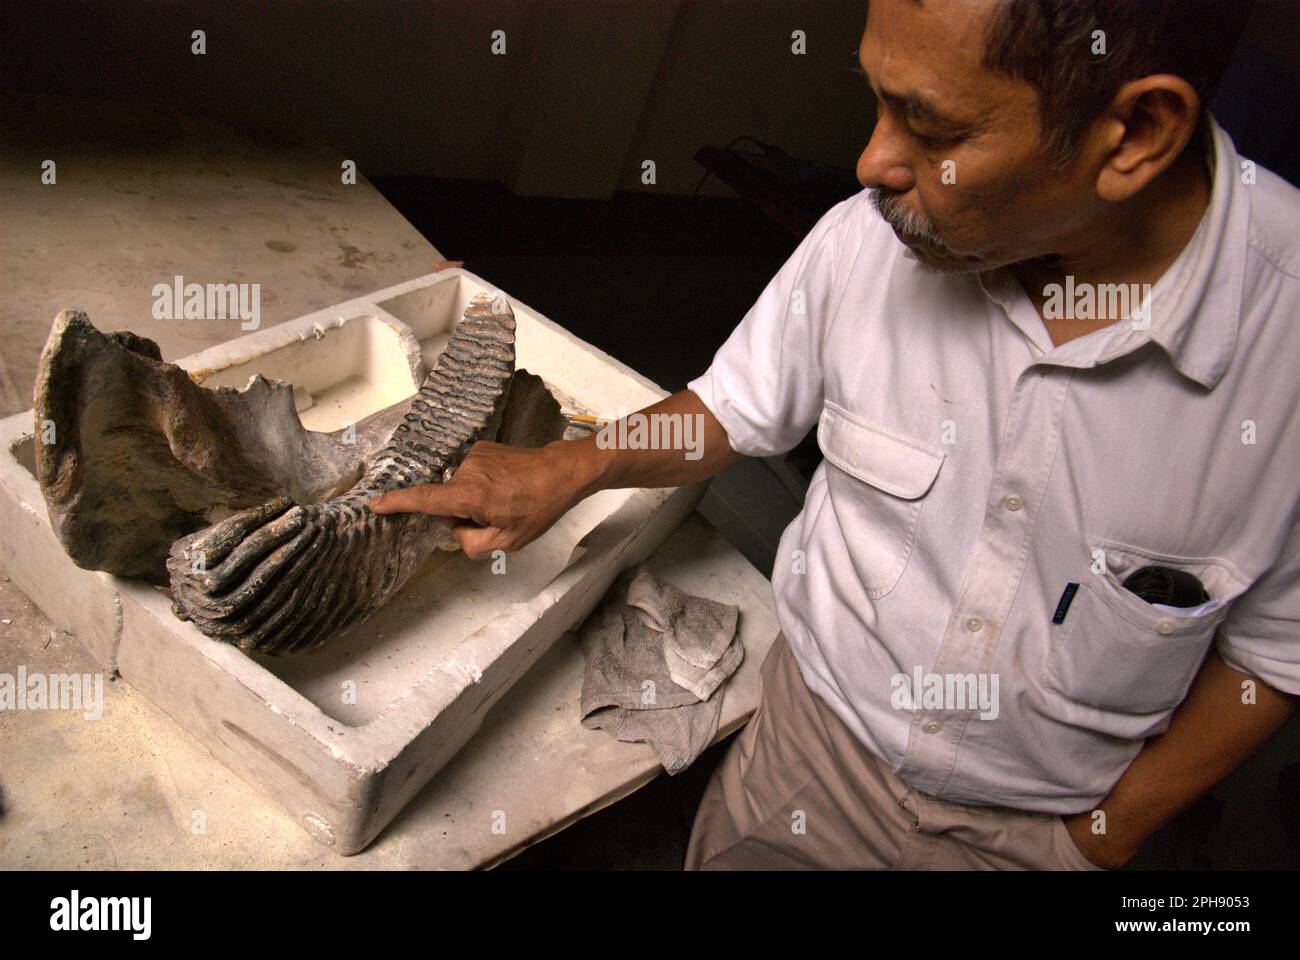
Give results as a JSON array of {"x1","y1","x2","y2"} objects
[
  {"x1": 370, "y1": 389, "x2": 743, "y2": 559},
  {"x1": 370, "y1": 439, "x2": 586, "y2": 559},
  {"x1": 1057, "y1": 648, "x2": 1297, "y2": 870},
  {"x1": 1061, "y1": 811, "x2": 1134, "y2": 870}
]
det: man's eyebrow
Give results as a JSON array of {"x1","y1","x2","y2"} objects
[{"x1": 852, "y1": 62, "x2": 966, "y2": 130}]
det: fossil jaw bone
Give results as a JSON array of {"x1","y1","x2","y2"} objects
[
  {"x1": 33, "y1": 310, "x2": 399, "y2": 583},
  {"x1": 165, "y1": 292, "x2": 520, "y2": 654}
]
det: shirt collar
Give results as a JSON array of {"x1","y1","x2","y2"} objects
[
  {"x1": 1092, "y1": 115, "x2": 1246, "y2": 389},
  {"x1": 976, "y1": 115, "x2": 1247, "y2": 389}
]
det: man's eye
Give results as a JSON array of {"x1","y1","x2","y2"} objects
[{"x1": 914, "y1": 131, "x2": 958, "y2": 150}]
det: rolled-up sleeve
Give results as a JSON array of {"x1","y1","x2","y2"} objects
[
  {"x1": 687, "y1": 195, "x2": 853, "y2": 458},
  {"x1": 1215, "y1": 512, "x2": 1300, "y2": 695}
]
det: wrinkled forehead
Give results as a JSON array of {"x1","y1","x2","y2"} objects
[{"x1": 859, "y1": 0, "x2": 1015, "y2": 119}]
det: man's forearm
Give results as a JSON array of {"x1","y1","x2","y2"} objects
[
  {"x1": 1068, "y1": 645, "x2": 1297, "y2": 866},
  {"x1": 568, "y1": 388, "x2": 745, "y2": 496}
]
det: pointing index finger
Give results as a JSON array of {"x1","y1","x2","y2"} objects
[{"x1": 369, "y1": 480, "x2": 480, "y2": 519}]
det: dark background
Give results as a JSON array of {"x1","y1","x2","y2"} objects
[
  {"x1": 5, "y1": 0, "x2": 1295, "y2": 395},
  {"x1": 2, "y1": 0, "x2": 1296, "y2": 870}
]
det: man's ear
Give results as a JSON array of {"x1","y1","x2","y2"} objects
[{"x1": 1094, "y1": 75, "x2": 1202, "y2": 203}]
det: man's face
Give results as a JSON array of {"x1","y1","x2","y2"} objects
[{"x1": 857, "y1": 0, "x2": 1099, "y2": 273}]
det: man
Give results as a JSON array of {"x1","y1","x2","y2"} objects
[{"x1": 374, "y1": 0, "x2": 1298, "y2": 870}]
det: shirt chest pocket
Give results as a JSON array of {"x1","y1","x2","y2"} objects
[
  {"x1": 817, "y1": 400, "x2": 945, "y2": 598},
  {"x1": 1041, "y1": 537, "x2": 1251, "y2": 721}
]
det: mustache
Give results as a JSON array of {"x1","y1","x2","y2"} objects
[{"x1": 870, "y1": 189, "x2": 946, "y2": 249}]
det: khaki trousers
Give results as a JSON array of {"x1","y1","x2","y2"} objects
[{"x1": 685, "y1": 632, "x2": 1105, "y2": 870}]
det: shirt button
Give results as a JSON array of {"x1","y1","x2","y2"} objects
[
  {"x1": 923, "y1": 721, "x2": 942, "y2": 734},
  {"x1": 1155, "y1": 618, "x2": 1176, "y2": 635},
  {"x1": 1004, "y1": 495, "x2": 1023, "y2": 511},
  {"x1": 965, "y1": 616, "x2": 983, "y2": 632}
]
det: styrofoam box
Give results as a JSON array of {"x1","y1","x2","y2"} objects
[{"x1": 0, "y1": 270, "x2": 705, "y2": 854}]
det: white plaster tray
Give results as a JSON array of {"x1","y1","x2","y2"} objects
[{"x1": 0, "y1": 270, "x2": 705, "y2": 854}]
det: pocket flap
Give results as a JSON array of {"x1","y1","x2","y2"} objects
[
  {"x1": 1087, "y1": 536, "x2": 1252, "y2": 606},
  {"x1": 818, "y1": 401, "x2": 945, "y2": 499}
]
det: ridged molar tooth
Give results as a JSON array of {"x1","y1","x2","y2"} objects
[
  {"x1": 444, "y1": 339, "x2": 514, "y2": 365},
  {"x1": 168, "y1": 293, "x2": 519, "y2": 653},
  {"x1": 255, "y1": 528, "x2": 350, "y2": 653},
  {"x1": 190, "y1": 496, "x2": 295, "y2": 565},
  {"x1": 455, "y1": 324, "x2": 516, "y2": 347},
  {"x1": 201, "y1": 505, "x2": 307, "y2": 593},
  {"x1": 180, "y1": 522, "x2": 319, "y2": 621}
]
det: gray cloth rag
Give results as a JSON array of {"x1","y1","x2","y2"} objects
[{"x1": 578, "y1": 564, "x2": 743, "y2": 775}]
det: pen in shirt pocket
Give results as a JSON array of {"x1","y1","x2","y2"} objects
[{"x1": 1052, "y1": 565, "x2": 1218, "y2": 624}]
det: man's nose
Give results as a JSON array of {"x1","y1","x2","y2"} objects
[{"x1": 856, "y1": 111, "x2": 914, "y2": 193}]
